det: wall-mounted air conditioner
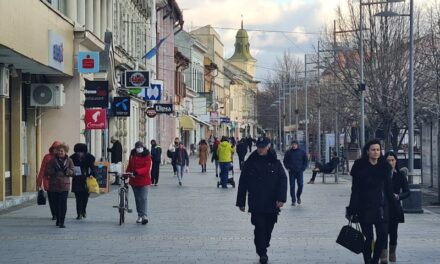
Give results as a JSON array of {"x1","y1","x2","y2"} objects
[{"x1": 30, "y1": 83, "x2": 65, "y2": 108}]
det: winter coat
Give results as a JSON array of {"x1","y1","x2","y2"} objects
[
  {"x1": 126, "y1": 149, "x2": 152, "y2": 187},
  {"x1": 320, "y1": 157, "x2": 340, "y2": 173},
  {"x1": 389, "y1": 169, "x2": 410, "y2": 223},
  {"x1": 108, "y1": 140, "x2": 123, "y2": 163},
  {"x1": 283, "y1": 148, "x2": 308, "y2": 172},
  {"x1": 217, "y1": 141, "x2": 234, "y2": 163},
  {"x1": 348, "y1": 158, "x2": 397, "y2": 224},
  {"x1": 246, "y1": 137, "x2": 254, "y2": 147},
  {"x1": 236, "y1": 150, "x2": 288, "y2": 213},
  {"x1": 36, "y1": 141, "x2": 60, "y2": 191},
  {"x1": 70, "y1": 152, "x2": 96, "y2": 193},
  {"x1": 236, "y1": 142, "x2": 248, "y2": 158},
  {"x1": 198, "y1": 143, "x2": 209, "y2": 165},
  {"x1": 151, "y1": 144, "x2": 162, "y2": 163},
  {"x1": 45, "y1": 155, "x2": 75, "y2": 192},
  {"x1": 172, "y1": 148, "x2": 189, "y2": 166}
]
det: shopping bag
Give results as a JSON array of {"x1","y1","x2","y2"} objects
[
  {"x1": 37, "y1": 190, "x2": 46, "y2": 205},
  {"x1": 86, "y1": 177, "x2": 100, "y2": 194},
  {"x1": 336, "y1": 221, "x2": 365, "y2": 254}
]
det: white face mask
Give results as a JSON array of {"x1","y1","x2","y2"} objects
[{"x1": 136, "y1": 147, "x2": 144, "y2": 153}]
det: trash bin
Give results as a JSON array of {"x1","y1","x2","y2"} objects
[{"x1": 402, "y1": 184, "x2": 424, "y2": 214}]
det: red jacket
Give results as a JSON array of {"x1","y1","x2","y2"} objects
[
  {"x1": 36, "y1": 141, "x2": 61, "y2": 191},
  {"x1": 126, "y1": 150, "x2": 152, "y2": 187}
]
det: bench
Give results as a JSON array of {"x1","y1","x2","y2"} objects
[{"x1": 320, "y1": 166, "x2": 338, "y2": 183}]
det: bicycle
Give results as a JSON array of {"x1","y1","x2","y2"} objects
[{"x1": 113, "y1": 173, "x2": 133, "y2": 225}]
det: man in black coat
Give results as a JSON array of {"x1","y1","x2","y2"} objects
[
  {"x1": 236, "y1": 139, "x2": 248, "y2": 170},
  {"x1": 283, "y1": 140, "x2": 308, "y2": 205},
  {"x1": 236, "y1": 136, "x2": 287, "y2": 264},
  {"x1": 150, "y1": 139, "x2": 162, "y2": 186},
  {"x1": 107, "y1": 136, "x2": 123, "y2": 185}
]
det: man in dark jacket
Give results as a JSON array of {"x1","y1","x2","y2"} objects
[
  {"x1": 108, "y1": 136, "x2": 123, "y2": 185},
  {"x1": 308, "y1": 151, "x2": 339, "y2": 184},
  {"x1": 236, "y1": 139, "x2": 248, "y2": 170},
  {"x1": 150, "y1": 139, "x2": 162, "y2": 186},
  {"x1": 283, "y1": 140, "x2": 308, "y2": 206},
  {"x1": 236, "y1": 136, "x2": 287, "y2": 264},
  {"x1": 246, "y1": 136, "x2": 254, "y2": 152}
]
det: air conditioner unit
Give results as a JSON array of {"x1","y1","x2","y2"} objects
[
  {"x1": 30, "y1": 83, "x2": 65, "y2": 107},
  {"x1": 0, "y1": 66, "x2": 10, "y2": 98}
]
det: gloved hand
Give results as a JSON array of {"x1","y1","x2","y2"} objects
[
  {"x1": 133, "y1": 171, "x2": 138, "y2": 176},
  {"x1": 345, "y1": 207, "x2": 359, "y2": 223}
]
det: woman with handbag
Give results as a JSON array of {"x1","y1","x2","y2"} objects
[
  {"x1": 45, "y1": 143, "x2": 75, "y2": 228},
  {"x1": 380, "y1": 152, "x2": 410, "y2": 263},
  {"x1": 198, "y1": 139, "x2": 209, "y2": 173},
  {"x1": 70, "y1": 143, "x2": 96, "y2": 220},
  {"x1": 346, "y1": 139, "x2": 397, "y2": 264},
  {"x1": 126, "y1": 141, "x2": 152, "y2": 225}
]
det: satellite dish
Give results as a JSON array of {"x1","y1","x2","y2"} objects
[{"x1": 32, "y1": 85, "x2": 53, "y2": 105}]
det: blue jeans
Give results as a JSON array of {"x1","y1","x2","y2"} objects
[
  {"x1": 289, "y1": 170, "x2": 303, "y2": 203},
  {"x1": 219, "y1": 162, "x2": 230, "y2": 188},
  {"x1": 176, "y1": 164, "x2": 185, "y2": 182},
  {"x1": 132, "y1": 186, "x2": 148, "y2": 217}
]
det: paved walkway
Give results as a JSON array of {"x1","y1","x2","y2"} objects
[{"x1": 1, "y1": 153, "x2": 440, "y2": 263}]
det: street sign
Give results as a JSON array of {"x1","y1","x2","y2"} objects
[
  {"x1": 85, "y1": 109, "x2": 106, "y2": 129},
  {"x1": 77, "y1": 51, "x2": 100, "y2": 73},
  {"x1": 145, "y1": 80, "x2": 162, "y2": 101},
  {"x1": 84, "y1": 80, "x2": 109, "y2": 108},
  {"x1": 145, "y1": 107, "x2": 157, "y2": 118},
  {"x1": 154, "y1": 103, "x2": 173, "y2": 114},
  {"x1": 112, "y1": 97, "x2": 130, "y2": 117},
  {"x1": 125, "y1": 71, "x2": 149, "y2": 88}
]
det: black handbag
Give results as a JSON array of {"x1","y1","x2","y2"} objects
[
  {"x1": 37, "y1": 190, "x2": 46, "y2": 205},
  {"x1": 336, "y1": 221, "x2": 365, "y2": 254}
]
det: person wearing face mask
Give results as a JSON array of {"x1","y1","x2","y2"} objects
[
  {"x1": 150, "y1": 139, "x2": 162, "y2": 186},
  {"x1": 126, "y1": 141, "x2": 152, "y2": 225},
  {"x1": 70, "y1": 143, "x2": 96, "y2": 220}
]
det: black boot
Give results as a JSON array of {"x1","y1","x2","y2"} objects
[
  {"x1": 76, "y1": 214, "x2": 82, "y2": 220},
  {"x1": 59, "y1": 218, "x2": 65, "y2": 228}
]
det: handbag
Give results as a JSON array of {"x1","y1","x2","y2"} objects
[
  {"x1": 86, "y1": 177, "x2": 100, "y2": 194},
  {"x1": 336, "y1": 221, "x2": 365, "y2": 254},
  {"x1": 37, "y1": 190, "x2": 46, "y2": 205}
]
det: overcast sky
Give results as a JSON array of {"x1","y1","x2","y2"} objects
[{"x1": 178, "y1": 0, "x2": 430, "y2": 81}]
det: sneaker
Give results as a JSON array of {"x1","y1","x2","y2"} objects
[
  {"x1": 179, "y1": 181, "x2": 182, "y2": 186},
  {"x1": 82, "y1": 213, "x2": 87, "y2": 218},
  {"x1": 307, "y1": 180, "x2": 314, "y2": 184},
  {"x1": 141, "y1": 216, "x2": 148, "y2": 225},
  {"x1": 259, "y1": 255, "x2": 268, "y2": 264},
  {"x1": 76, "y1": 215, "x2": 82, "y2": 220},
  {"x1": 291, "y1": 202, "x2": 296, "y2": 206},
  {"x1": 136, "y1": 217, "x2": 142, "y2": 223},
  {"x1": 297, "y1": 198, "x2": 302, "y2": 205}
]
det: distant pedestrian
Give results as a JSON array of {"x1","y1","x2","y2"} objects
[
  {"x1": 171, "y1": 137, "x2": 180, "y2": 176},
  {"x1": 236, "y1": 136, "x2": 287, "y2": 264},
  {"x1": 70, "y1": 143, "x2": 96, "y2": 220},
  {"x1": 198, "y1": 139, "x2": 209, "y2": 173},
  {"x1": 45, "y1": 143, "x2": 75, "y2": 228},
  {"x1": 246, "y1": 136, "x2": 254, "y2": 152},
  {"x1": 36, "y1": 140, "x2": 61, "y2": 220},
  {"x1": 346, "y1": 139, "x2": 397, "y2": 264},
  {"x1": 381, "y1": 151, "x2": 410, "y2": 263},
  {"x1": 283, "y1": 140, "x2": 308, "y2": 206},
  {"x1": 217, "y1": 136, "x2": 234, "y2": 188},
  {"x1": 308, "y1": 151, "x2": 339, "y2": 184},
  {"x1": 236, "y1": 139, "x2": 248, "y2": 170},
  {"x1": 126, "y1": 141, "x2": 151, "y2": 225},
  {"x1": 150, "y1": 139, "x2": 162, "y2": 186},
  {"x1": 107, "y1": 136, "x2": 123, "y2": 185},
  {"x1": 208, "y1": 135, "x2": 215, "y2": 151},
  {"x1": 211, "y1": 137, "x2": 220, "y2": 177},
  {"x1": 172, "y1": 142, "x2": 189, "y2": 186}
]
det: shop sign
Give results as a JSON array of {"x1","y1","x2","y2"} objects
[
  {"x1": 112, "y1": 97, "x2": 130, "y2": 117},
  {"x1": 154, "y1": 103, "x2": 173, "y2": 114},
  {"x1": 77, "y1": 51, "x2": 100, "y2": 73},
  {"x1": 145, "y1": 107, "x2": 157, "y2": 118},
  {"x1": 84, "y1": 80, "x2": 109, "y2": 108},
  {"x1": 85, "y1": 109, "x2": 106, "y2": 129},
  {"x1": 125, "y1": 71, "x2": 150, "y2": 88},
  {"x1": 144, "y1": 80, "x2": 162, "y2": 101},
  {"x1": 48, "y1": 30, "x2": 64, "y2": 71}
]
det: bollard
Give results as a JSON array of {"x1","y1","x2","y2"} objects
[{"x1": 402, "y1": 184, "x2": 424, "y2": 214}]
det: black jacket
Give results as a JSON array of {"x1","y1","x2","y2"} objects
[
  {"x1": 348, "y1": 158, "x2": 396, "y2": 224},
  {"x1": 236, "y1": 150, "x2": 288, "y2": 213},
  {"x1": 70, "y1": 152, "x2": 96, "y2": 193},
  {"x1": 320, "y1": 157, "x2": 340, "y2": 173},
  {"x1": 151, "y1": 144, "x2": 162, "y2": 163},
  {"x1": 173, "y1": 148, "x2": 189, "y2": 166},
  {"x1": 389, "y1": 169, "x2": 410, "y2": 223},
  {"x1": 108, "y1": 140, "x2": 123, "y2": 163},
  {"x1": 283, "y1": 148, "x2": 308, "y2": 172},
  {"x1": 236, "y1": 142, "x2": 248, "y2": 157}
]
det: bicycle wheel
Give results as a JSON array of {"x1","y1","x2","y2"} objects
[{"x1": 119, "y1": 190, "x2": 126, "y2": 225}]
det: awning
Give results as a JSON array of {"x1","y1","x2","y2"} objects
[
  {"x1": 190, "y1": 115, "x2": 211, "y2": 127},
  {"x1": 179, "y1": 115, "x2": 196, "y2": 130}
]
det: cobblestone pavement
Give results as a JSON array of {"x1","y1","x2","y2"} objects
[{"x1": 1, "y1": 153, "x2": 440, "y2": 264}]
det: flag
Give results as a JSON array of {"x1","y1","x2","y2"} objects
[{"x1": 142, "y1": 35, "x2": 169, "y2": 60}]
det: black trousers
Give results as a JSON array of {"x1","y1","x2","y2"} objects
[
  {"x1": 360, "y1": 222, "x2": 388, "y2": 264},
  {"x1": 53, "y1": 191, "x2": 68, "y2": 224},
  {"x1": 74, "y1": 191, "x2": 89, "y2": 216},
  {"x1": 151, "y1": 161, "x2": 160, "y2": 184},
  {"x1": 47, "y1": 191, "x2": 57, "y2": 218},
  {"x1": 385, "y1": 221, "x2": 399, "y2": 247},
  {"x1": 251, "y1": 213, "x2": 278, "y2": 257},
  {"x1": 238, "y1": 155, "x2": 245, "y2": 170}
]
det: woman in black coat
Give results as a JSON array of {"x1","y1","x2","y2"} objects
[
  {"x1": 382, "y1": 151, "x2": 410, "y2": 263},
  {"x1": 347, "y1": 139, "x2": 397, "y2": 264},
  {"x1": 70, "y1": 143, "x2": 96, "y2": 220}
]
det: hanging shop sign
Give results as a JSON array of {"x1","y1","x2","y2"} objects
[
  {"x1": 77, "y1": 51, "x2": 100, "y2": 73},
  {"x1": 112, "y1": 97, "x2": 130, "y2": 117},
  {"x1": 84, "y1": 80, "x2": 109, "y2": 108},
  {"x1": 125, "y1": 70, "x2": 150, "y2": 88},
  {"x1": 145, "y1": 107, "x2": 157, "y2": 118},
  {"x1": 85, "y1": 109, "x2": 107, "y2": 129},
  {"x1": 144, "y1": 80, "x2": 162, "y2": 101},
  {"x1": 154, "y1": 103, "x2": 173, "y2": 114}
]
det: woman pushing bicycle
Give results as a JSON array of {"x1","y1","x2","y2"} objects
[{"x1": 126, "y1": 141, "x2": 152, "y2": 225}]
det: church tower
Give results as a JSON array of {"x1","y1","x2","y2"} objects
[{"x1": 227, "y1": 20, "x2": 257, "y2": 78}]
